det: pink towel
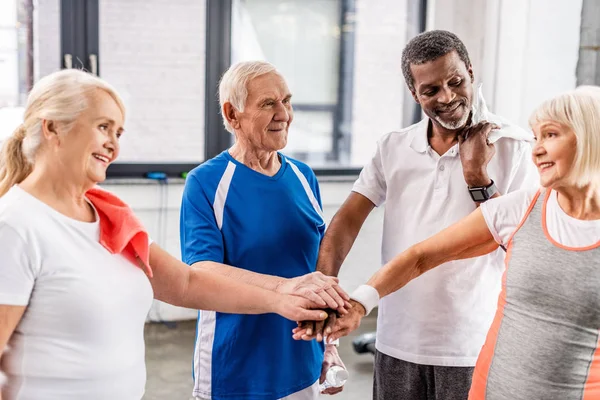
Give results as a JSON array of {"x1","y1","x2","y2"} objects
[{"x1": 86, "y1": 187, "x2": 153, "y2": 278}]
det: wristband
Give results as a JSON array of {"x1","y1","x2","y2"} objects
[{"x1": 350, "y1": 284, "x2": 380, "y2": 316}]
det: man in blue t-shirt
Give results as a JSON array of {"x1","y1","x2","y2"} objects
[{"x1": 180, "y1": 61, "x2": 348, "y2": 400}]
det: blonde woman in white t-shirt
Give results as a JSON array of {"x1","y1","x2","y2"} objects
[
  {"x1": 322, "y1": 87, "x2": 600, "y2": 399},
  {"x1": 0, "y1": 69, "x2": 349, "y2": 400}
]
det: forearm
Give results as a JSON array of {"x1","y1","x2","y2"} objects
[
  {"x1": 367, "y1": 246, "x2": 424, "y2": 298},
  {"x1": 172, "y1": 267, "x2": 282, "y2": 314},
  {"x1": 192, "y1": 261, "x2": 284, "y2": 292},
  {"x1": 317, "y1": 209, "x2": 367, "y2": 276}
]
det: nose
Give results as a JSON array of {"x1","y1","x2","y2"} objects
[
  {"x1": 532, "y1": 138, "x2": 546, "y2": 159},
  {"x1": 273, "y1": 101, "x2": 290, "y2": 122},
  {"x1": 437, "y1": 85, "x2": 456, "y2": 104},
  {"x1": 104, "y1": 134, "x2": 119, "y2": 157}
]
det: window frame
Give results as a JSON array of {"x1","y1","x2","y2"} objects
[{"x1": 57, "y1": 0, "x2": 426, "y2": 178}]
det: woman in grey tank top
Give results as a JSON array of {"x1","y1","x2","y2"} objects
[{"x1": 325, "y1": 86, "x2": 600, "y2": 400}]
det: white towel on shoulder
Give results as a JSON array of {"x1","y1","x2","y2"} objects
[{"x1": 471, "y1": 84, "x2": 534, "y2": 144}]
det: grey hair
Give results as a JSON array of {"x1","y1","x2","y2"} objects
[
  {"x1": 529, "y1": 85, "x2": 600, "y2": 188},
  {"x1": 218, "y1": 61, "x2": 280, "y2": 133},
  {"x1": 401, "y1": 30, "x2": 472, "y2": 92}
]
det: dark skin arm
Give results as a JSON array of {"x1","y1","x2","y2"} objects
[
  {"x1": 298, "y1": 192, "x2": 374, "y2": 340},
  {"x1": 459, "y1": 121, "x2": 502, "y2": 202}
]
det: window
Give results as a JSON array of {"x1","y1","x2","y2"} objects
[
  {"x1": 0, "y1": 0, "x2": 33, "y2": 141},
  {"x1": 98, "y1": 0, "x2": 207, "y2": 163},
  {"x1": 29, "y1": 0, "x2": 425, "y2": 176},
  {"x1": 231, "y1": 0, "x2": 344, "y2": 165}
]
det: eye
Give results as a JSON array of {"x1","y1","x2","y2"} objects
[
  {"x1": 422, "y1": 89, "x2": 437, "y2": 97},
  {"x1": 449, "y1": 79, "x2": 462, "y2": 87},
  {"x1": 283, "y1": 98, "x2": 291, "y2": 105},
  {"x1": 547, "y1": 132, "x2": 557, "y2": 138},
  {"x1": 116, "y1": 132, "x2": 123, "y2": 139},
  {"x1": 99, "y1": 123, "x2": 109, "y2": 131}
]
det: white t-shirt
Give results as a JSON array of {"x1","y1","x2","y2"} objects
[
  {"x1": 481, "y1": 187, "x2": 600, "y2": 248},
  {"x1": 0, "y1": 186, "x2": 154, "y2": 400},
  {"x1": 353, "y1": 116, "x2": 539, "y2": 366}
]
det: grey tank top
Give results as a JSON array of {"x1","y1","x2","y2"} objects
[{"x1": 470, "y1": 190, "x2": 600, "y2": 400}]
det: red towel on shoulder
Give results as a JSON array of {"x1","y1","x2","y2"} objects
[{"x1": 85, "y1": 186, "x2": 153, "y2": 278}]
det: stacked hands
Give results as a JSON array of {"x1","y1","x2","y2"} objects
[
  {"x1": 274, "y1": 271, "x2": 352, "y2": 324},
  {"x1": 292, "y1": 300, "x2": 366, "y2": 344}
]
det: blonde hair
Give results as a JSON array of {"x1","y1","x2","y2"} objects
[
  {"x1": 529, "y1": 85, "x2": 600, "y2": 188},
  {"x1": 0, "y1": 69, "x2": 125, "y2": 196},
  {"x1": 218, "y1": 61, "x2": 279, "y2": 133}
]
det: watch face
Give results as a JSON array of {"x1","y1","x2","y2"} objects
[{"x1": 471, "y1": 190, "x2": 487, "y2": 201}]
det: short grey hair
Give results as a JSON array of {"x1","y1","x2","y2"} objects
[
  {"x1": 401, "y1": 30, "x2": 472, "y2": 93},
  {"x1": 218, "y1": 61, "x2": 279, "y2": 133},
  {"x1": 529, "y1": 85, "x2": 600, "y2": 188}
]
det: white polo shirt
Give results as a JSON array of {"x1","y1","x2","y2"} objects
[{"x1": 353, "y1": 116, "x2": 539, "y2": 367}]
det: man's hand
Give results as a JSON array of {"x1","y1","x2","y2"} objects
[
  {"x1": 294, "y1": 309, "x2": 339, "y2": 342},
  {"x1": 276, "y1": 272, "x2": 351, "y2": 313},
  {"x1": 292, "y1": 300, "x2": 365, "y2": 342},
  {"x1": 458, "y1": 121, "x2": 499, "y2": 187},
  {"x1": 328, "y1": 300, "x2": 365, "y2": 342},
  {"x1": 277, "y1": 295, "x2": 329, "y2": 322},
  {"x1": 320, "y1": 345, "x2": 346, "y2": 395}
]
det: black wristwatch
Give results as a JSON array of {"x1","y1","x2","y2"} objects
[{"x1": 468, "y1": 179, "x2": 498, "y2": 202}]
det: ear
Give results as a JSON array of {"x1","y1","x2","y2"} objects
[
  {"x1": 468, "y1": 64, "x2": 474, "y2": 83},
  {"x1": 223, "y1": 102, "x2": 241, "y2": 130},
  {"x1": 41, "y1": 119, "x2": 59, "y2": 142},
  {"x1": 410, "y1": 89, "x2": 420, "y2": 105}
]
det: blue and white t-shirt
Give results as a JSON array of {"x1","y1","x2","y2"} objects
[{"x1": 180, "y1": 150, "x2": 325, "y2": 400}]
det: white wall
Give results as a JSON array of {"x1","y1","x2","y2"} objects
[{"x1": 102, "y1": 180, "x2": 384, "y2": 321}]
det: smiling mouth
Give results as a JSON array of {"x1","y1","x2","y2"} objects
[
  {"x1": 93, "y1": 154, "x2": 110, "y2": 164},
  {"x1": 538, "y1": 162, "x2": 554, "y2": 171},
  {"x1": 437, "y1": 102, "x2": 463, "y2": 114}
]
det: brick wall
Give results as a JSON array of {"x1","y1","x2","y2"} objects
[{"x1": 98, "y1": 0, "x2": 206, "y2": 162}]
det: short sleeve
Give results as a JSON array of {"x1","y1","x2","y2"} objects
[
  {"x1": 179, "y1": 174, "x2": 225, "y2": 265},
  {"x1": 480, "y1": 187, "x2": 540, "y2": 246},
  {"x1": 506, "y1": 142, "x2": 539, "y2": 193},
  {"x1": 0, "y1": 223, "x2": 36, "y2": 305},
  {"x1": 352, "y1": 141, "x2": 387, "y2": 207}
]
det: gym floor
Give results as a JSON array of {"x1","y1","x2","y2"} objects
[{"x1": 144, "y1": 315, "x2": 377, "y2": 400}]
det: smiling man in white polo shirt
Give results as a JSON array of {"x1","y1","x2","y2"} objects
[{"x1": 296, "y1": 30, "x2": 539, "y2": 400}]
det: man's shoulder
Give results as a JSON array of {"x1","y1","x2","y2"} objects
[
  {"x1": 282, "y1": 154, "x2": 318, "y2": 182},
  {"x1": 379, "y1": 119, "x2": 427, "y2": 146}
]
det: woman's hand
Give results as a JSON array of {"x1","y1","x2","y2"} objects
[
  {"x1": 276, "y1": 294, "x2": 330, "y2": 322},
  {"x1": 276, "y1": 272, "x2": 351, "y2": 313}
]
